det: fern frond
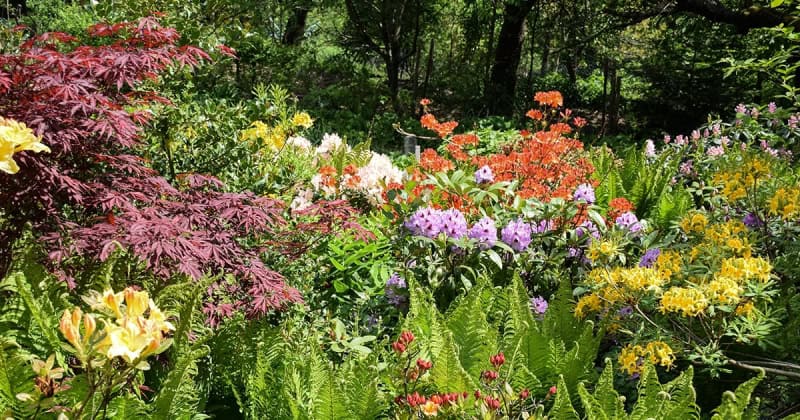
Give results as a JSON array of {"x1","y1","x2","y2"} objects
[{"x1": 711, "y1": 370, "x2": 764, "y2": 420}]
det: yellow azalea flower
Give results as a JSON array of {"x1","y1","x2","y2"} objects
[
  {"x1": 59, "y1": 308, "x2": 83, "y2": 350},
  {"x1": 679, "y1": 212, "x2": 708, "y2": 234},
  {"x1": 575, "y1": 293, "x2": 603, "y2": 318},
  {"x1": 147, "y1": 299, "x2": 175, "y2": 331},
  {"x1": 718, "y1": 257, "x2": 772, "y2": 283},
  {"x1": 618, "y1": 344, "x2": 643, "y2": 376},
  {"x1": 102, "y1": 289, "x2": 125, "y2": 319},
  {"x1": 124, "y1": 287, "x2": 149, "y2": 318},
  {"x1": 705, "y1": 277, "x2": 743, "y2": 305},
  {"x1": 421, "y1": 400, "x2": 439, "y2": 417},
  {"x1": 660, "y1": 287, "x2": 708, "y2": 317},
  {"x1": 0, "y1": 117, "x2": 50, "y2": 174},
  {"x1": 291, "y1": 112, "x2": 314, "y2": 129},
  {"x1": 645, "y1": 341, "x2": 675, "y2": 369},
  {"x1": 735, "y1": 301, "x2": 755, "y2": 317}
]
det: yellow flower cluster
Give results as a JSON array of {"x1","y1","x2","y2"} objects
[
  {"x1": 769, "y1": 187, "x2": 800, "y2": 220},
  {"x1": 618, "y1": 341, "x2": 675, "y2": 376},
  {"x1": 712, "y1": 157, "x2": 770, "y2": 202},
  {"x1": 241, "y1": 121, "x2": 286, "y2": 150},
  {"x1": 587, "y1": 240, "x2": 619, "y2": 263},
  {"x1": 690, "y1": 220, "x2": 752, "y2": 261},
  {"x1": 0, "y1": 117, "x2": 50, "y2": 174},
  {"x1": 291, "y1": 112, "x2": 314, "y2": 129},
  {"x1": 589, "y1": 267, "x2": 667, "y2": 291},
  {"x1": 659, "y1": 287, "x2": 708, "y2": 316},
  {"x1": 61, "y1": 287, "x2": 174, "y2": 369},
  {"x1": 718, "y1": 257, "x2": 772, "y2": 283},
  {"x1": 575, "y1": 293, "x2": 603, "y2": 319},
  {"x1": 653, "y1": 250, "x2": 683, "y2": 280},
  {"x1": 704, "y1": 277, "x2": 743, "y2": 304},
  {"x1": 679, "y1": 212, "x2": 708, "y2": 234}
]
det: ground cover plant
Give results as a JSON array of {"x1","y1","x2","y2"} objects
[{"x1": 6, "y1": 1, "x2": 800, "y2": 419}]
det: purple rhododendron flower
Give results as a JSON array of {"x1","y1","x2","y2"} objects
[
  {"x1": 475, "y1": 165, "x2": 494, "y2": 184},
  {"x1": 501, "y1": 219, "x2": 532, "y2": 252},
  {"x1": 404, "y1": 207, "x2": 444, "y2": 238},
  {"x1": 639, "y1": 248, "x2": 661, "y2": 268},
  {"x1": 530, "y1": 296, "x2": 548, "y2": 316},
  {"x1": 573, "y1": 183, "x2": 595, "y2": 204},
  {"x1": 533, "y1": 219, "x2": 554, "y2": 234},
  {"x1": 385, "y1": 273, "x2": 407, "y2": 307},
  {"x1": 468, "y1": 216, "x2": 497, "y2": 249},
  {"x1": 576, "y1": 220, "x2": 600, "y2": 240},
  {"x1": 440, "y1": 208, "x2": 468, "y2": 239},
  {"x1": 618, "y1": 306, "x2": 633, "y2": 316},
  {"x1": 615, "y1": 212, "x2": 642, "y2": 233},
  {"x1": 743, "y1": 212, "x2": 764, "y2": 228}
]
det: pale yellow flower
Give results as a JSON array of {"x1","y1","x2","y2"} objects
[
  {"x1": 291, "y1": 112, "x2": 314, "y2": 129},
  {"x1": 0, "y1": 118, "x2": 50, "y2": 174}
]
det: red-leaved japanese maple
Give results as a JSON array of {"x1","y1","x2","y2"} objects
[{"x1": 0, "y1": 16, "x2": 362, "y2": 322}]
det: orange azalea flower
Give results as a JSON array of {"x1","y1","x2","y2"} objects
[
  {"x1": 343, "y1": 163, "x2": 359, "y2": 176},
  {"x1": 549, "y1": 123, "x2": 572, "y2": 135},
  {"x1": 319, "y1": 165, "x2": 337, "y2": 177},
  {"x1": 419, "y1": 148, "x2": 454, "y2": 172},
  {"x1": 526, "y1": 109, "x2": 543, "y2": 120},
  {"x1": 420, "y1": 98, "x2": 431, "y2": 106},
  {"x1": 608, "y1": 197, "x2": 635, "y2": 224},
  {"x1": 451, "y1": 133, "x2": 479, "y2": 147},
  {"x1": 420, "y1": 113, "x2": 458, "y2": 138},
  {"x1": 534, "y1": 91, "x2": 564, "y2": 108},
  {"x1": 573, "y1": 116, "x2": 587, "y2": 128}
]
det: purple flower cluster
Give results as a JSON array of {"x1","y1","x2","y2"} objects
[
  {"x1": 501, "y1": 219, "x2": 532, "y2": 252},
  {"x1": 533, "y1": 219, "x2": 554, "y2": 234},
  {"x1": 743, "y1": 212, "x2": 764, "y2": 229},
  {"x1": 469, "y1": 217, "x2": 497, "y2": 249},
  {"x1": 404, "y1": 207, "x2": 443, "y2": 238},
  {"x1": 615, "y1": 211, "x2": 642, "y2": 233},
  {"x1": 385, "y1": 273, "x2": 407, "y2": 307},
  {"x1": 475, "y1": 165, "x2": 494, "y2": 184},
  {"x1": 441, "y1": 209, "x2": 468, "y2": 239},
  {"x1": 573, "y1": 183, "x2": 595, "y2": 204},
  {"x1": 530, "y1": 296, "x2": 548, "y2": 316},
  {"x1": 576, "y1": 220, "x2": 600, "y2": 240},
  {"x1": 639, "y1": 248, "x2": 661, "y2": 268}
]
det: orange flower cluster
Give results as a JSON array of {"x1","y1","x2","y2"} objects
[
  {"x1": 419, "y1": 148, "x2": 455, "y2": 172},
  {"x1": 318, "y1": 165, "x2": 337, "y2": 188},
  {"x1": 608, "y1": 197, "x2": 635, "y2": 224},
  {"x1": 534, "y1": 91, "x2": 564, "y2": 108},
  {"x1": 446, "y1": 134, "x2": 479, "y2": 162},
  {"x1": 421, "y1": 113, "x2": 459, "y2": 138},
  {"x1": 526, "y1": 109, "x2": 544, "y2": 120},
  {"x1": 472, "y1": 129, "x2": 594, "y2": 201}
]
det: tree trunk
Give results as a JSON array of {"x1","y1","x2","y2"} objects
[
  {"x1": 486, "y1": 0, "x2": 537, "y2": 116},
  {"x1": 386, "y1": 47, "x2": 402, "y2": 114},
  {"x1": 423, "y1": 39, "x2": 435, "y2": 99},
  {"x1": 608, "y1": 59, "x2": 621, "y2": 134},
  {"x1": 540, "y1": 33, "x2": 550, "y2": 74},
  {"x1": 282, "y1": 6, "x2": 310, "y2": 45}
]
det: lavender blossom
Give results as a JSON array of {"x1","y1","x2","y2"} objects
[
  {"x1": 440, "y1": 208, "x2": 468, "y2": 239},
  {"x1": 768, "y1": 102, "x2": 777, "y2": 113},
  {"x1": 501, "y1": 219, "x2": 532, "y2": 252},
  {"x1": 468, "y1": 216, "x2": 497, "y2": 250},
  {"x1": 573, "y1": 183, "x2": 596, "y2": 204},
  {"x1": 533, "y1": 219, "x2": 554, "y2": 234},
  {"x1": 639, "y1": 248, "x2": 661, "y2": 268},
  {"x1": 615, "y1": 211, "x2": 642, "y2": 233},
  {"x1": 385, "y1": 273, "x2": 407, "y2": 307},
  {"x1": 530, "y1": 296, "x2": 548, "y2": 316},
  {"x1": 475, "y1": 165, "x2": 494, "y2": 184},
  {"x1": 404, "y1": 207, "x2": 444, "y2": 238}
]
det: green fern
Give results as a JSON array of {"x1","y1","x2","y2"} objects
[
  {"x1": 0, "y1": 339, "x2": 35, "y2": 418},
  {"x1": 310, "y1": 356, "x2": 348, "y2": 420},
  {"x1": 445, "y1": 285, "x2": 496, "y2": 378},
  {"x1": 711, "y1": 370, "x2": 764, "y2": 420},
  {"x1": 548, "y1": 375, "x2": 580, "y2": 420},
  {"x1": 429, "y1": 330, "x2": 478, "y2": 392},
  {"x1": 151, "y1": 345, "x2": 210, "y2": 419},
  {"x1": 107, "y1": 395, "x2": 150, "y2": 419}
]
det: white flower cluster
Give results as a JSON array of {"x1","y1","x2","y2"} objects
[{"x1": 291, "y1": 133, "x2": 406, "y2": 212}]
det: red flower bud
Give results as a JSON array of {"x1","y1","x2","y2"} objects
[
  {"x1": 519, "y1": 388, "x2": 530, "y2": 399},
  {"x1": 462, "y1": 391, "x2": 469, "y2": 400},
  {"x1": 474, "y1": 390, "x2": 482, "y2": 399},
  {"x1": 406, "y1": 392, "x2": 426, "y2": 407},
  {"x1": 416, "y1": 358, "x2": 433, "y2": 371},
  {"x1": 548, "y1": 385, "x2": 557, "y2": 395},
  {"x1": 399, "y1": 331, "x2": 415, "y2": 345},
  {"x1": 490, "y1": 352, "x2": 505, "y2": 368},
  {"x1": 430, "y1": 395, "x2": 443, "y2": 405},
  {"x1": 485, "y1": 396, "x2": 501, "y2": 410},
  {"x1": 482, "y1": 370, "x2": 499, "y2": 382},
  {"x1": 392, "y1": 341, "x2": 406, "y2": 353}
]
